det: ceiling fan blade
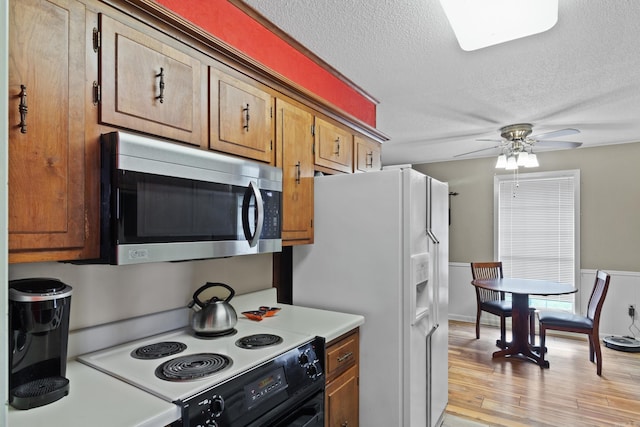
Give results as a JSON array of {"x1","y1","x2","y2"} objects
[
  {"x1": 475, "y1": 138, "x2": 503, "y2": 142},
  {"x1": 535, "y1": 140, "x2": 583, "y2": 149},
  {"x1": 454, "y1": 145, "x2": 500, "y2": 157},
  {"x1": 531, "y1": 128, "x2": 580, "y2": 140}
]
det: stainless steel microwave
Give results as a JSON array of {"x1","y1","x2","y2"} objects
[{"x1": 99, "y1": 132, "x2": 282, "y2": 265}]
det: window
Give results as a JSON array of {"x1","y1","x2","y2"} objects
[{"x1": 494, "y1": 170, "x2": 580, "y2": 312}]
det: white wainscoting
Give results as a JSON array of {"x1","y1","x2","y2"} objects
[{"x1": 448, "y1": 262, "x2": 640, "y2": 338}]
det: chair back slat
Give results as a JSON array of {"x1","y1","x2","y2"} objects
[
  {"x1": 471, "y1": 262, "x2": 504, "y2": 280},
  {"x1": 587, "y1": 270, "x2": 611, "y2": 322},
  {"x1": 471, "y1": 262, "x2": 504, "y2": 302}
]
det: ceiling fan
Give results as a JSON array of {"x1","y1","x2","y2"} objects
[{"x1": 455, "y1": 123, "x2": 583, "y2": 159}]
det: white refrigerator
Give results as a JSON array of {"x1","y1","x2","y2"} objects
[{"x1": 292, "y1": 167, "x2": 449, "y2": 427}]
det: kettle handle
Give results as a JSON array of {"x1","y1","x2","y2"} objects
[{"x1": 191, "y1": 282, "x2": 235, "y2": 308}]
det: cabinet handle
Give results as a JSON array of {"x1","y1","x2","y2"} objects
[
  {"x1": 18, "y1": 85, "x2": 28, "y2": 134},
  {"x1": 337, "y1": 351, "x2": 353, "y2": 363},
  {"x1": 341, "y1": 422, "x2": 349, "y2": 427},
  {"x1": 334, "y1": 136, "x2": 341, "y2": 155},
  {"x1": 243, "y1": 103, "x2": 250, "y2": 132},
  {"x1": 156, "y1": 67, "x2": 165, "y2": 103},
  {"x1": 366, "y1": 151, "x2": 373, "y2": 168},
  {"x1": 295, "y1": 161, "x2": 301, "y2": 184}
]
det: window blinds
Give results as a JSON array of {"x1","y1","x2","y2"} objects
[{"x1": 496, "y1": 172, "x2": 579, "y2": 308}]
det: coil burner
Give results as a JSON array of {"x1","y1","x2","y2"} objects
[
  {"x1": 131, "y1": 341, "x2": 187, "y2": 360},
  {"x1": 155, "y1": 353, "x2": 232, "y2": 381},
  {"x1": 235, "y1": 334, "x2": 283, "y2": 349}
]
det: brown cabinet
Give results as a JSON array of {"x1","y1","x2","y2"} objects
[
  {"x1": 325, "y1": 329, "x2": 359, "y2": 427},
  {"x1": 99, "y1": 13, "x2": 205, "y2": 146},
  {"x1": 354, "y1": 135, "x2": 382, "y2": 172},
  {"x1": 275, "y1": 99, "x2": 314, "y2": 245},
  {"x1": 8, "y1": 0, "x2": 91, "y2": 262},
  {"x1": 210, "y1": 67, "x2": 275, "y2": 163},
  {"x1": 314, "y1": 117, "x2": 353, "y2": 174}
]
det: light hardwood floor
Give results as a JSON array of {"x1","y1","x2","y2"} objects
[{"x1": 446, "y1": 320, "x2": 640, "y2": 426}]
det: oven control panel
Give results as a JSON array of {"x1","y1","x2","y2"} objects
[
  {"x1": 244, "y1": 366, "x2": 287, "y2": 409},
  {"x1": 179, "y1": 336, "x2": 325, "y2": 427}
]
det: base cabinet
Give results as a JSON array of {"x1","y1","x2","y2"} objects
[{"x1": 325, "y1": 329, "x2": 359, "y2": 427}]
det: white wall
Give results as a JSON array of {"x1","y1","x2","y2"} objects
[
  {"x1": 8, "y1": 254, "x2": 274, "y2": 331},
  {"x1": 448, "y1": 262, "x2": 640, "y2": 337}
]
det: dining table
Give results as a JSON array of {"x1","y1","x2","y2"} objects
[{"x1": 471, "y1": 277, "x2": 578, "y2": 367}]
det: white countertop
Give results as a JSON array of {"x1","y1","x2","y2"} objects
[
  {"x1": 7, "y1": 362, "x2": 181, "y2": 427},
  {"x1": 7, "y1": 288, "x2": 364, "y2": 427},
  {"x1": 231, "y1": 288, "x2": 365, "y2": 343}
]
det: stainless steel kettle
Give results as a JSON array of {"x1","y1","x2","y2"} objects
[{"x1": 188, "y1": 282, "x2": 238, "y2": 336}]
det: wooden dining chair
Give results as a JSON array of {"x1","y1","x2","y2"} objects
[
  {"x1": 471, "y1": 262, "x2": 536, "y2": 349},
  {"x1": 471, "y1": 262, "x2": 511, "y2": 349},
  {"x1": 538, "y1": 270, "x2": 611, "y2": 375}
]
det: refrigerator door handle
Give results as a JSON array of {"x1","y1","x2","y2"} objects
[
  {"x1": 427, "y1": 229, "x2": 439, "y2": 244},
  {"x1": 426, "y1": 323, "x2": 439, "y2": 338}
]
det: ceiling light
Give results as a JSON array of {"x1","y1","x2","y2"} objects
[
  {"x1": 496, "y1": 145, "x2": 539, "y2": 171},
  {"x1": 439, "y1": 0, "x2": 559, "y2": 51},
  {"x1": 516, "y1": 151, "x2": 529, "y2": 166},
  {"x1": 525, "y1": 152, "x2": 539, "y2": 168},
  {"x1": 505, "y1": 156, "x2": 518, "y2": 170}
]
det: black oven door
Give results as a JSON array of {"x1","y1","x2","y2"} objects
[{"x1": 250, "y1": 389, "x2": 324, "y2": 427}]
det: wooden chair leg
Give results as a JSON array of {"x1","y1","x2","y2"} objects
[
  {"x1": 592, "y1": 333, "x2": 603, "y2": 376},
  {"x1": 475, "y1": 309, "x2": 481, "y2": 339}
]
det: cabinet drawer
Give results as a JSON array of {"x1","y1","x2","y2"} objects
[{"x1": 326, "y1": 330, "x2": 359, "y2": 379}]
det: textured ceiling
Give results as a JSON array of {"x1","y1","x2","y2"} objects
[{"x1": 243, "y1": 0, "x2": 640, "y2": 165}]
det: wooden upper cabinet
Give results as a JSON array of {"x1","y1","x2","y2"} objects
[
  {"x1": 99, "y1": 14, "x2": 204, "y2": 146},
  {"x1": 210, "y1": 67, "x2": 275, "y2": 164},
  {"x1": 8, "y1": 0, "x2": 88, "y2": 262},
  {"x1": 275, "y1": 99, "x2": 314, "y2": 245},
  {"x1": 354, "y1": 135, "x2": 382, "y2": 172},
  {"x1": 314, "y1": 117, "x2": 353, "y2": 173}
]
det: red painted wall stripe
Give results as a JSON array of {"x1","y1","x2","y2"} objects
[{"x1": 154, "y1": 0, "x2": 376, "y2": 126}]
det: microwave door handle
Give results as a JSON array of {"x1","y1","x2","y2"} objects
[{"x1": 242, "y1": 181, "x2": 264, "y2": 248}]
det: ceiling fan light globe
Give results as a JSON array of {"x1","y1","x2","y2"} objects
[
  {"x1": 516, "y1": 151, "x2": 529, "y2": 166},
  {"x1": 505, "y1": 156, "x2": 518, "y2": 170},
  {"x1": 525, "y1": 153, "x2": 539, "y2": 167},
  {"x1": 495, "y1": 154, "x2": 508, "y2": 168}
]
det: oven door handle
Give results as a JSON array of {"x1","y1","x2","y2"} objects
[{"x1": 242, "y1": 181, "x2": 264, "y2": 248}]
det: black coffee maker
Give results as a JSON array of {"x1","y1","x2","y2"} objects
[{"x1": 9, "y1": 278, "x2": 73, "y2": 410}]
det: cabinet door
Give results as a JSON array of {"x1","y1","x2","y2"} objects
[
  {"x1": 99, "y1": 14, "x2": 203, "y2": 146},
  {"x1": 326, "y1": 364, "x2": 359, "y2": 427},
  {"x1": 210, "y1": 68, "x2": 275, "y2": 163},
  {"x1": 315, "y1": 117, "x2": 353, "y2": 173},
  {"x1": 275, "y1": 99, "x2": 314, "y2": 245},
  {"x1": 8, "y1": 0, "x2": 87, "y2": 261},
  {"x1": 354, "y1": 135, "x2": 382, "y2": 172}
]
